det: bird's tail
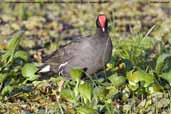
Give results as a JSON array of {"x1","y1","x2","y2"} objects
[{"x1": 37, "y1": 64, "x2": 51, "y2": 73}]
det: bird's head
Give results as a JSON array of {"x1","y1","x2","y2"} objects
[{"x1": 96, "y1": 14, "x2": 108, "y2": 32}]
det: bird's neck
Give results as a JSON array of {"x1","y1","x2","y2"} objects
[{"x1": 95, "y1": 28, "x2": 109, "y2": 38}]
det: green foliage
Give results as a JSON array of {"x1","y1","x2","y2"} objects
[
  {"x1": 127, "y1": 70, "x2": 154, "y2": 87},
  {"x1": 1, "y1": 2, "x2": 171, "y2": 114},
  {"x1": 2, "y1": 31, "x2": 23, "y2": 64},
  {"x1": 79, "y1": 82, "x2": 92, "y2": 103},
  {"x1": 70, "y1": 68, "x2": 84, "y2": 81},
  {"x1": 1, "y1": 86, "x2": 13, "y2": 97},
  {"x1": 77, "y1": 106, "x2": 98, "y2": 114},
  {"x1": 114, "y1": 35, "x2": 155, "y2": 67},
  {"x1": 108, "y1": 73, "x2": 126, "y2": 87},
  {"x1": 21, "y1": 63, "x2": 38, "y2": 81},
  {"x1": 155, "y1": 54, "x2": 171, "y2": 74},
  {"x1": 161, "y1": 71, "x2": 171, "y2": 84},
  {"x1": 14, "y1": 51, "x2": 28, "y2": 61},
  {"x1": 0, "y1": 31, "x2": 39, "y2": 97},
  {"x1": 60, "y1": 88, "x2": 75, "y2": 102},
  {"x1": 2, "y1": 32, "x2": 171, "y2": 113}
]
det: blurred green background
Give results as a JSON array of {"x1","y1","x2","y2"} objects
[{"x1": 0, "y1": 0, "x2": 171, "y2": 53}]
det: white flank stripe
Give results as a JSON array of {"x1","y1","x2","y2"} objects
[
  {"x1": 58, "y1": 62, "x2": 68, "y2": 75},
  {"x1": 58, "y1": 62, "x2": 68, "y2": 71}
]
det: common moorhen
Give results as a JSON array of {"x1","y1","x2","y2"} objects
[{"x1": 39, "y1": 14, "x2": 113, "y2": 78}]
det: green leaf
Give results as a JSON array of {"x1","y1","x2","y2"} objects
[
  {"x1": 1, "y1": 85, "x2": 13, "y2": 96},
  {"x1": 139, "y1": 37, "x2": 153, "y2": 49},
  {"x1": 161, "y1": 71, "x2": 171, "y2": 83},
  {"x1": 79, "y1": 82, "x2": 92, "y2": 103},
  {"x1": 149, "y1": 83, "x2": 163, "y2": 93},
  {"x1": 106, "y1": 86, "x2": 117, "y2": 98},
  {"x1": 108, "y1": 74, "x2": 126, "y2": 87},
  {"x1": 3, "y1": 30, "x2": 25, "y2": 64},
  {"x1": 1, "y1": 51, "x2": 11, "y2": 63},
  {"x1": 7, "y1": 30, "x2": 24, "y2": 51},
  {"x1": 155, "y1": 54, "x2": 171, "y2": 74},
  {"x1": 70, "y1": 68, "x2": 84, "y2": 81},
  {"x1": 77, "y1": 106, "x2": 98, "y2": 114},
  {"x1": 60, "y1": 89, "x2": 75, "y2": 102},
  {"x1": 127, "y1": 70, "x2": 154, "y2": 87},
  {"x1": 14, "y1": 51, "x2": 28, "y2": 61},
  {"x1": 0, "y1": 73, "x2": 8, "y2": 84},
  {"x1": 93, "y1": 86, "x2": 106, "y2": 100},
  {"x1": 21, "y1": 63, "x2": 38, "y2": 81}
]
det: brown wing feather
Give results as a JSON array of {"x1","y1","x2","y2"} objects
[
  {"x1": 44, "y1": 37, "x2": 83, "y2": 73},
  {"x1": 44, "y1": 47, "x2": 71, "y2": 72}
]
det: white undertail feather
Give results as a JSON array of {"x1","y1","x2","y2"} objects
[{"x1": 39, "y1": 65, "x2": 51, "y2": 73}]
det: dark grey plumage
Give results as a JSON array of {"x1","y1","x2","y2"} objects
[{"x1": 40, "y1": 14, "x2": 113, "y2": 78}]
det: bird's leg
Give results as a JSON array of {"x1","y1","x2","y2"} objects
[
  {"x1": 58, "y1": 80, "x2": 65, "y2": 92},
  {"x1": 58, "y1": 68, "x2": 65, "y2": 76}
]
